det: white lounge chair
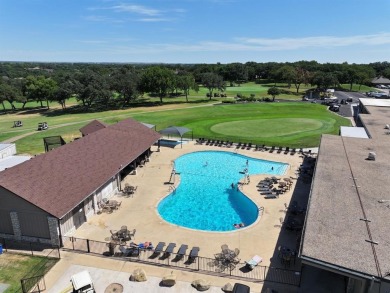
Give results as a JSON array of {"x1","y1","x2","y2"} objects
[{"x1": 245, "y1": 255, "x2": 262, "y2": 270}]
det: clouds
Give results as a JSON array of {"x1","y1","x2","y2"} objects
[
  {"x1": 237, "y1": 33, "x2": 390, "y2": 51},
  {"x1": 87, "y1": 2, "x2": 185, "y2": 23},
  {"x1": 111, "y1": 4, "x2": 160, "y2": 16},
  {"x1": 91, "y1": 32, "x2": 390, "y2": 54}
]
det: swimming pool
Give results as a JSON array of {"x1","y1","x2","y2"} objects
[
  {"x1": 157, "y1": 139, "x2": 188, "y2": 147},
  {"x1": 157, "y1": 151, "x2": 288, "y2": 232}
]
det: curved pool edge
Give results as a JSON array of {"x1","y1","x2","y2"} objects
[
  {"x1": 156, "y1": 150, "x2": 289, "y2": 232},
  {"x1": 155, "y1": 178, "x2": 264, "y2": 234}
]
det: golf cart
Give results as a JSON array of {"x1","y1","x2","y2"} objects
[
  {"x1": 37, "y1": 122, "x2": 48, "y2": 131},
  {"x1": 70, "y1": 270, "x2": 95, "y2": 293}
]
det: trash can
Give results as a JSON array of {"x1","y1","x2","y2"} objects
[{"x1": 0, "y1": 244, "x2": 3, "y2": 255}]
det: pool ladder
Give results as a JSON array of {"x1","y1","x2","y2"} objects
[{"x1": 168, "y1": 185, "x2": 176, "y2": 193}]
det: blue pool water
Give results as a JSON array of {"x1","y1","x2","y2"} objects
[
  {"x1": 158, "y1": 139, "x2": 188, "y2": 147},
  {"x1": 157, "y1": 151, "x2": 288, "y2": 231}
]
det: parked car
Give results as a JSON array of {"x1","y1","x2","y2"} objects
[
  {"x1": 373, "y1": 93, "x2": 389, "y2": 99},
  {"x1": 346, "y1": 97, "x2": 353, "y2": 102},
  {"x1": 366, "y1": 91, "x2": 380, "y2": 97},
  {"x1": 329, "y1": 105, "x2": 340, "y2": 112},
  {"x1": 37, "y1": 122, "x2": 48, "y2": 131}
]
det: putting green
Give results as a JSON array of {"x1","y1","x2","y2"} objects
[{"x1": 211, "y1": 118, "x2": 325, "y2": 138}]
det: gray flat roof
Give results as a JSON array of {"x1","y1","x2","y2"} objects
[
  {"x1": 301, "y1": 102, "x2": 390, "y2": 280},
  {"x1": 0, "y1": 156, "x2": 31, "y2": 172},
  {"x1": 340, "y1": 127, "x2": 369, "y2": 139}
]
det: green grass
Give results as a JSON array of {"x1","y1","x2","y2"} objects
[
  {"x1": 0, "y1": 253, "x2": 58, "y2": 293},
  {"x1": 130, "y1": 103, "x2": 350, "y2": 148},
  {"x1": 339, "y1": 84, "x2": 376, "y2": 92},
  {"x1": 2, "y1": 99, "x2": 350, "y2": 154}
]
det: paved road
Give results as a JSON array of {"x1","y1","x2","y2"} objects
[
  {"x1": 334, "y1": 91, "x2": 366, "y2": 103},
  {"x1": 332, "y1": 91, "x2": 367, "y2": 118}
]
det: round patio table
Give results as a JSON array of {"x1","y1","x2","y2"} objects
[{"x1": 104, "y1": 283, "x2": 123, "y2": 293}]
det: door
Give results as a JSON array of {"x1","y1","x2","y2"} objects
[{"x1": 73, "y1": 203, "x2": 86, "y2": 229}]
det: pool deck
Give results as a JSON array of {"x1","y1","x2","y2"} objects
[{"x1": 46, "y1": 142, "x2": 311, "y2": 292}]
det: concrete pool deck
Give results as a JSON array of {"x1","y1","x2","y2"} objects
[{"x1": 46, "y1": 142, "x2": 311, "y2": 292}]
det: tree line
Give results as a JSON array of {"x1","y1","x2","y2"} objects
[{"x1": 0, "y1": 61, "x2": 389, "y2": 111}]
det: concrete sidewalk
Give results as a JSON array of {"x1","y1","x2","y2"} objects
[
  {"x1": 44, "y1": 250, "x2": 284, "y2": 293},
  {"x1": 48, "y1": 264, "x2": 231, "y2": 293}
]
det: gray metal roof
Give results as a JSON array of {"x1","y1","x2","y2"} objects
[{"x1": 301, "y1": 103, "x2": 390, "y2": 280}]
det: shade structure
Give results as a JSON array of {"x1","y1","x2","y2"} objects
[
  {"x1": 158, "y1": 126, "x2": 192, "y2": 148},
  {"x1": 159, "y1": 126, "x2": 191, "y2": 137}
]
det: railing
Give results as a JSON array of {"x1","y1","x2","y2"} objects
[
  {"x1": 0, "y1": 238, "x2": 60, "y2": 293},
  {"x1": 0, "y1": 237, "x2": 56, "y2": 257},
  {"x1": 61, "y1": 236, "x2": 301, "y2": 286}
]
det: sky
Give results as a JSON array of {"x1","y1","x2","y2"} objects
[{"x1": 1, "y1": 0, "x2": 390, "y2": 64}]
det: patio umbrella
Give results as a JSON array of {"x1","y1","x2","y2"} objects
[{"x1": 159, "y1": 126, "x2": 192, "y2": 148}]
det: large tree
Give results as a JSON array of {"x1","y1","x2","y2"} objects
[
  {"x1": 110, "y1": 66, "x2": 141, "y2": 106},
  {"x1": 223, "y1": 63, "x2": 248, "y2": 86},
  {"x1": 175, "y1": 72, "x2": 198, "y2": 102},
  {"x1": 268, "y1": 87, "x2": 281, "y2": 101},
  {"x1": 25, "y1": 75, "x2": 57, "y2": 109},
  {"x1": 52, "y1": 73, "x2": 78, "y2": 109},
  {"x1": 74, "y1": 70, "x2": 111, "y2": 109},
  {"x1": 0, "y1": 78, "x2": 25, "y2": 111},
  {"x1": 139, "y1": 66, "x2": 175, "y2": 103},
  {"x1": 201, "y1": 72, "x2": 225, "y2": 100}
]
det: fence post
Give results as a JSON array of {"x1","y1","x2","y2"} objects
[
  {"x1": 87, "y1": 239, "x2": 90, "y2": 253},
  {"x1": 30, "y1": 242, "x2": 34, "y2": 256},
  {"x1": 197, "y1": 259, "x2": 200, "y2": 271}
]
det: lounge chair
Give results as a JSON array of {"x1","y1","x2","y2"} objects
[
  {"x1": 245, "y1": 255, "x2": 262, "y2": 270},
  {"x1": 150, "y1": 241, "x2": 165, "y2": 258},
  {"x1": 174, "y1": 244, "x2": 188, "y2": 260},
  {"x1": 188, "y1": 246, "x2": 200, "y2": 263},
  {"x1": 163, "y1": 242, "x2": 176, "y2": 258},
  {"x1": 119, "y1": 245, "x2": 139, "y2": 257},
  {"x1": 260, "y1": 190, "x2": 273, "y2": 195},
  {"x1": 284, "y1": 147, "x2": 290, "y2": 154},
  {"x1": 264, "y1": 193, "x2": 278, "y2": 199}
]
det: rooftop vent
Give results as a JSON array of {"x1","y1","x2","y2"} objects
[{"x1": 367, "y1": 152, "x2": 376, "y2": 161}]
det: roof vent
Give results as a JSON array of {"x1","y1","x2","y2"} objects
[
  {"x1": 385, "y1": 124, "x2": 390, "y2": 129},
  {"x1": 367, "y1": 152, "x2": 376, "y2": 161}
]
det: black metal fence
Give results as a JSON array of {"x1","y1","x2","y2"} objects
[{"x1": 62, "y1": 236, "x2": 301, "y2": 286}]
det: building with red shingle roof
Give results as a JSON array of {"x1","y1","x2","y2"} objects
[{"x1": 0, "y1": 118, "x2": 160, "y2": 245}]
